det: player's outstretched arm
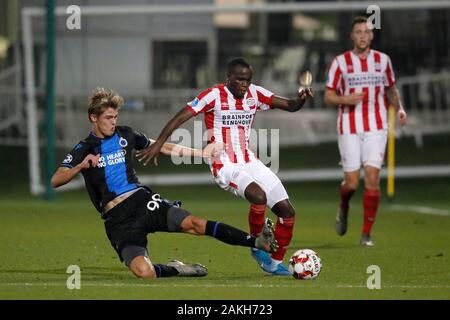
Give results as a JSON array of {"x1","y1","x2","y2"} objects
[
  {"x1": 136, "y1": 108, "x2": 195, "y2": 166},
  {"x1": 51, "y1": 154, "x2": 100, "y2": 188},
  {"x1": 271, "y1": 88, "x2": 314, "y2": 112},
  {"x1": 151, "y1": 139, "x2": 224, "y2": 159}
]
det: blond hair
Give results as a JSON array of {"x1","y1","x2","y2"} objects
[{"x1": 88, "y1": 87, "x2": 124, "y2": 121}]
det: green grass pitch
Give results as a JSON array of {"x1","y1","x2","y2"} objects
[{"x1": 0, "y1": 178, "x2": 449, "y2": 300}]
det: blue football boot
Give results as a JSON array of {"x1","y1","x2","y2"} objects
[
  {"x1": 251, "y1": 218, "x2": 278, "y2": 268},
  {"x1": 251, "y1": 248, "x2": 272, "y2": 266},
  {"x1": 261, "y1": 259, "x2": 292, "y2": 276}
]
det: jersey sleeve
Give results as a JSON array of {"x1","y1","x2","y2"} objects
[
  {"x1": 326, "y1": 57, "x2": 342, "y2": 92},
  {"x1": 185, "y1": 88, "x2": 215, "y2": 115},
  {"x1": 133, "y1": 129, "x2": 151, "y2": 150},
  {"x1": 60, "y1": 141, "x2": 89, "y2": 169},
  {"x1": 254, "y1": 85, "x2": 274, "y2": 111},
  {"x1": 384, "y1": 56, "x2": 396, "y2": 87}
]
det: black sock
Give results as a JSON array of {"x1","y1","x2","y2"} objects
[
  {"x1": 153, "y1": 264, "x2": 179, "y2": 277},
  {"x1": 205, "y1": 220, "x2": 256, "y2": 248}
]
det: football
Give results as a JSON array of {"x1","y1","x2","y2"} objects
[{"x1": 288, "y1": 249, "x2": 322, "y2": 280}]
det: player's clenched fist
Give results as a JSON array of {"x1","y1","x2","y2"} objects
[{"x1": 397, "y1": 109, "x2": 407, "y2": 126}]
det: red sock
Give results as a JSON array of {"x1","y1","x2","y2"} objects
[
  {"x1": 248, "y1": 204, "x2": 266, "y2": 236},
  {"x1": 272, "y1": 217, "x2": 295, "y2": 261},
  {"x1": 362, "y1": 189, "x2": 380, "y2": 235},
  {"x1": 340, "y1": 184, "x2": 356, "y2": 211}
]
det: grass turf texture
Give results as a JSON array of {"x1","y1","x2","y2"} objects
[{"x1": 0, "y1": 178, "x2": 449, "y2": 300}]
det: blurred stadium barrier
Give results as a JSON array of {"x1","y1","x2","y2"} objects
[
  {"x1": 0, "y1": 64, "x2": 23, "y2": 141},
  {"x1": 0, "y1": 0, "x2": 449, "y2": 194}
]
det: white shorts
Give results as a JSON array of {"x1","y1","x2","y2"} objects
[
  {"x1": 213, "y1": 160, "x2": 289, "y2": 209},
  {"x1": 338, "y1": 129, "x2": 388, "y2": 172}
]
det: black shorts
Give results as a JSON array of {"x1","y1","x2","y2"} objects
[{"x1": 103, "y1": 188, "x2": 190, "y2": 263}]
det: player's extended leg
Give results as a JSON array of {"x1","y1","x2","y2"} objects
[
  {"x1": 260, "y1": 199, "x2": 296, "y2": 276},
  {"x1": 129, "y1": 255, "x2": 176, "y2": 279},
  {"x1": 248, "y1": 203, "x2": 266, "y2": 236},
  {"x1": 336, "y1": 170, "x2": 360, "y2": 236},
  {"x1": 243, "y1": 183, "x2": 275, "y2": 267},
  {"x1": 243, "y1": 165, "x2": 294, "y2": 276},
  {"x1": 125, "y1": 248, "x2": 204, "y2": 279},
  {"x1": 129, "y1": 255, "x2": 157, "y2": 279},
  {"x1": 361, "y1": 165, "x2": 381, "y2": 246},
  {"x1": 246, "y1": 183, "x2": 267, "y2": 237},
  {"x1": 179, "y1": 214, "x2": 278, "y2": 253}
]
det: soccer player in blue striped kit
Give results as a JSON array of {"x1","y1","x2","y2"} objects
[{"x1": 51, "y1": 87, "x2": 278, "y2": 280}]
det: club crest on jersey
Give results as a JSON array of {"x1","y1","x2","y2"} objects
[
  {"x1": 119, "y1": 137, "x2": 128, "y2": 147},
  {"x1": 374, "y1": 63, "x2": 381, "y2": 72},
  {"x1": 246, "y1": 98, "x2": 256, "y2": 107},
  {"x1": 63, "y1": 154, "x2": 73, "y2": 164}
]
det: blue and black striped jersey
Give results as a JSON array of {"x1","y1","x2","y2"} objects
[{"x1": 60, "y1": 126, "x2": 150, "y2": 213}]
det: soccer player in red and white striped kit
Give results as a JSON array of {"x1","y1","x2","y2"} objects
[
  {"x1": 325, "y1": 16, "x2": 407, "y2": 246},
  {"x1": 138, "y1": 57, "x2": 313, "y2": 275}
]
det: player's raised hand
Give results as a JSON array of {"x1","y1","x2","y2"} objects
[
  {"x1": 298, "y1": 70, "x2": 314, "y2": 100},
  {"x1": 298, "y1": 87, "x2": 314, "y2": 100},
  {"x1": 136, "y1": 142, "x2": 162, "y2": 166},
  {"x1": 79, "y1": 154, "x2": 100, "y2": 169},
  {"x1": 202, "y1": 142, "x2": 225, "y2": 158},
  {"x1": 344, "y1": 93, "x2": 365, "y2": 105},
  {"x1": 397, "y1": 108, "x2": 407, "y2": 126}
]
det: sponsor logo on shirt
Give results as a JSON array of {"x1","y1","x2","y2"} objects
[
  {"x1": 97, "y1": 149, "x2": 127, "y2": 168},
  {"x1": 347, "y1": 73, "x2": 384, "y2": 87},
  {"x1": 221, "y1": 111, "x2": 254, "y2": 126}
]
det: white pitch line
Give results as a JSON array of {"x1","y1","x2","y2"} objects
[
  {"x1": 336, "y1": 285, "x2": 450, "y2": 289},
  {"x1": 389, "y1": 204, "x2": 450, "y2": 216},
  {"x1": 1, "y1": 282, "x2": 449, "y2": 289}
]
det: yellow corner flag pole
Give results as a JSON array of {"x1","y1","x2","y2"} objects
[{"x1": 387, "y1": 105, "x2": 396, "y2": 203}]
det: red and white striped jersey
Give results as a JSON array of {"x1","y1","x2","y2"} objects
[
  {"x1": 185, "y1": 83, "x2": 274, "y2": 173},
  {"x1": 326, "y1": 49, "x2": 395, "y2": 135}
]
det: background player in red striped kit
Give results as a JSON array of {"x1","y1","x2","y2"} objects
[
  {"x1": 325, "y1": 16, "x2": 407, "y2": 246},
  {"x1": 138, "y1": 57, "x2": 313, "y2": 275}
]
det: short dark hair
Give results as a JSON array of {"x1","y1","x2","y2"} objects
[
  {"x1": 226, "y1": 57, "x2": 251, "y2": 74},
  {"x1": 88, "y1": 87, "x2": 123, "y2": 122},
  {"x1": 351, "y1": 16, "x2": 368, "y2": 31}
]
